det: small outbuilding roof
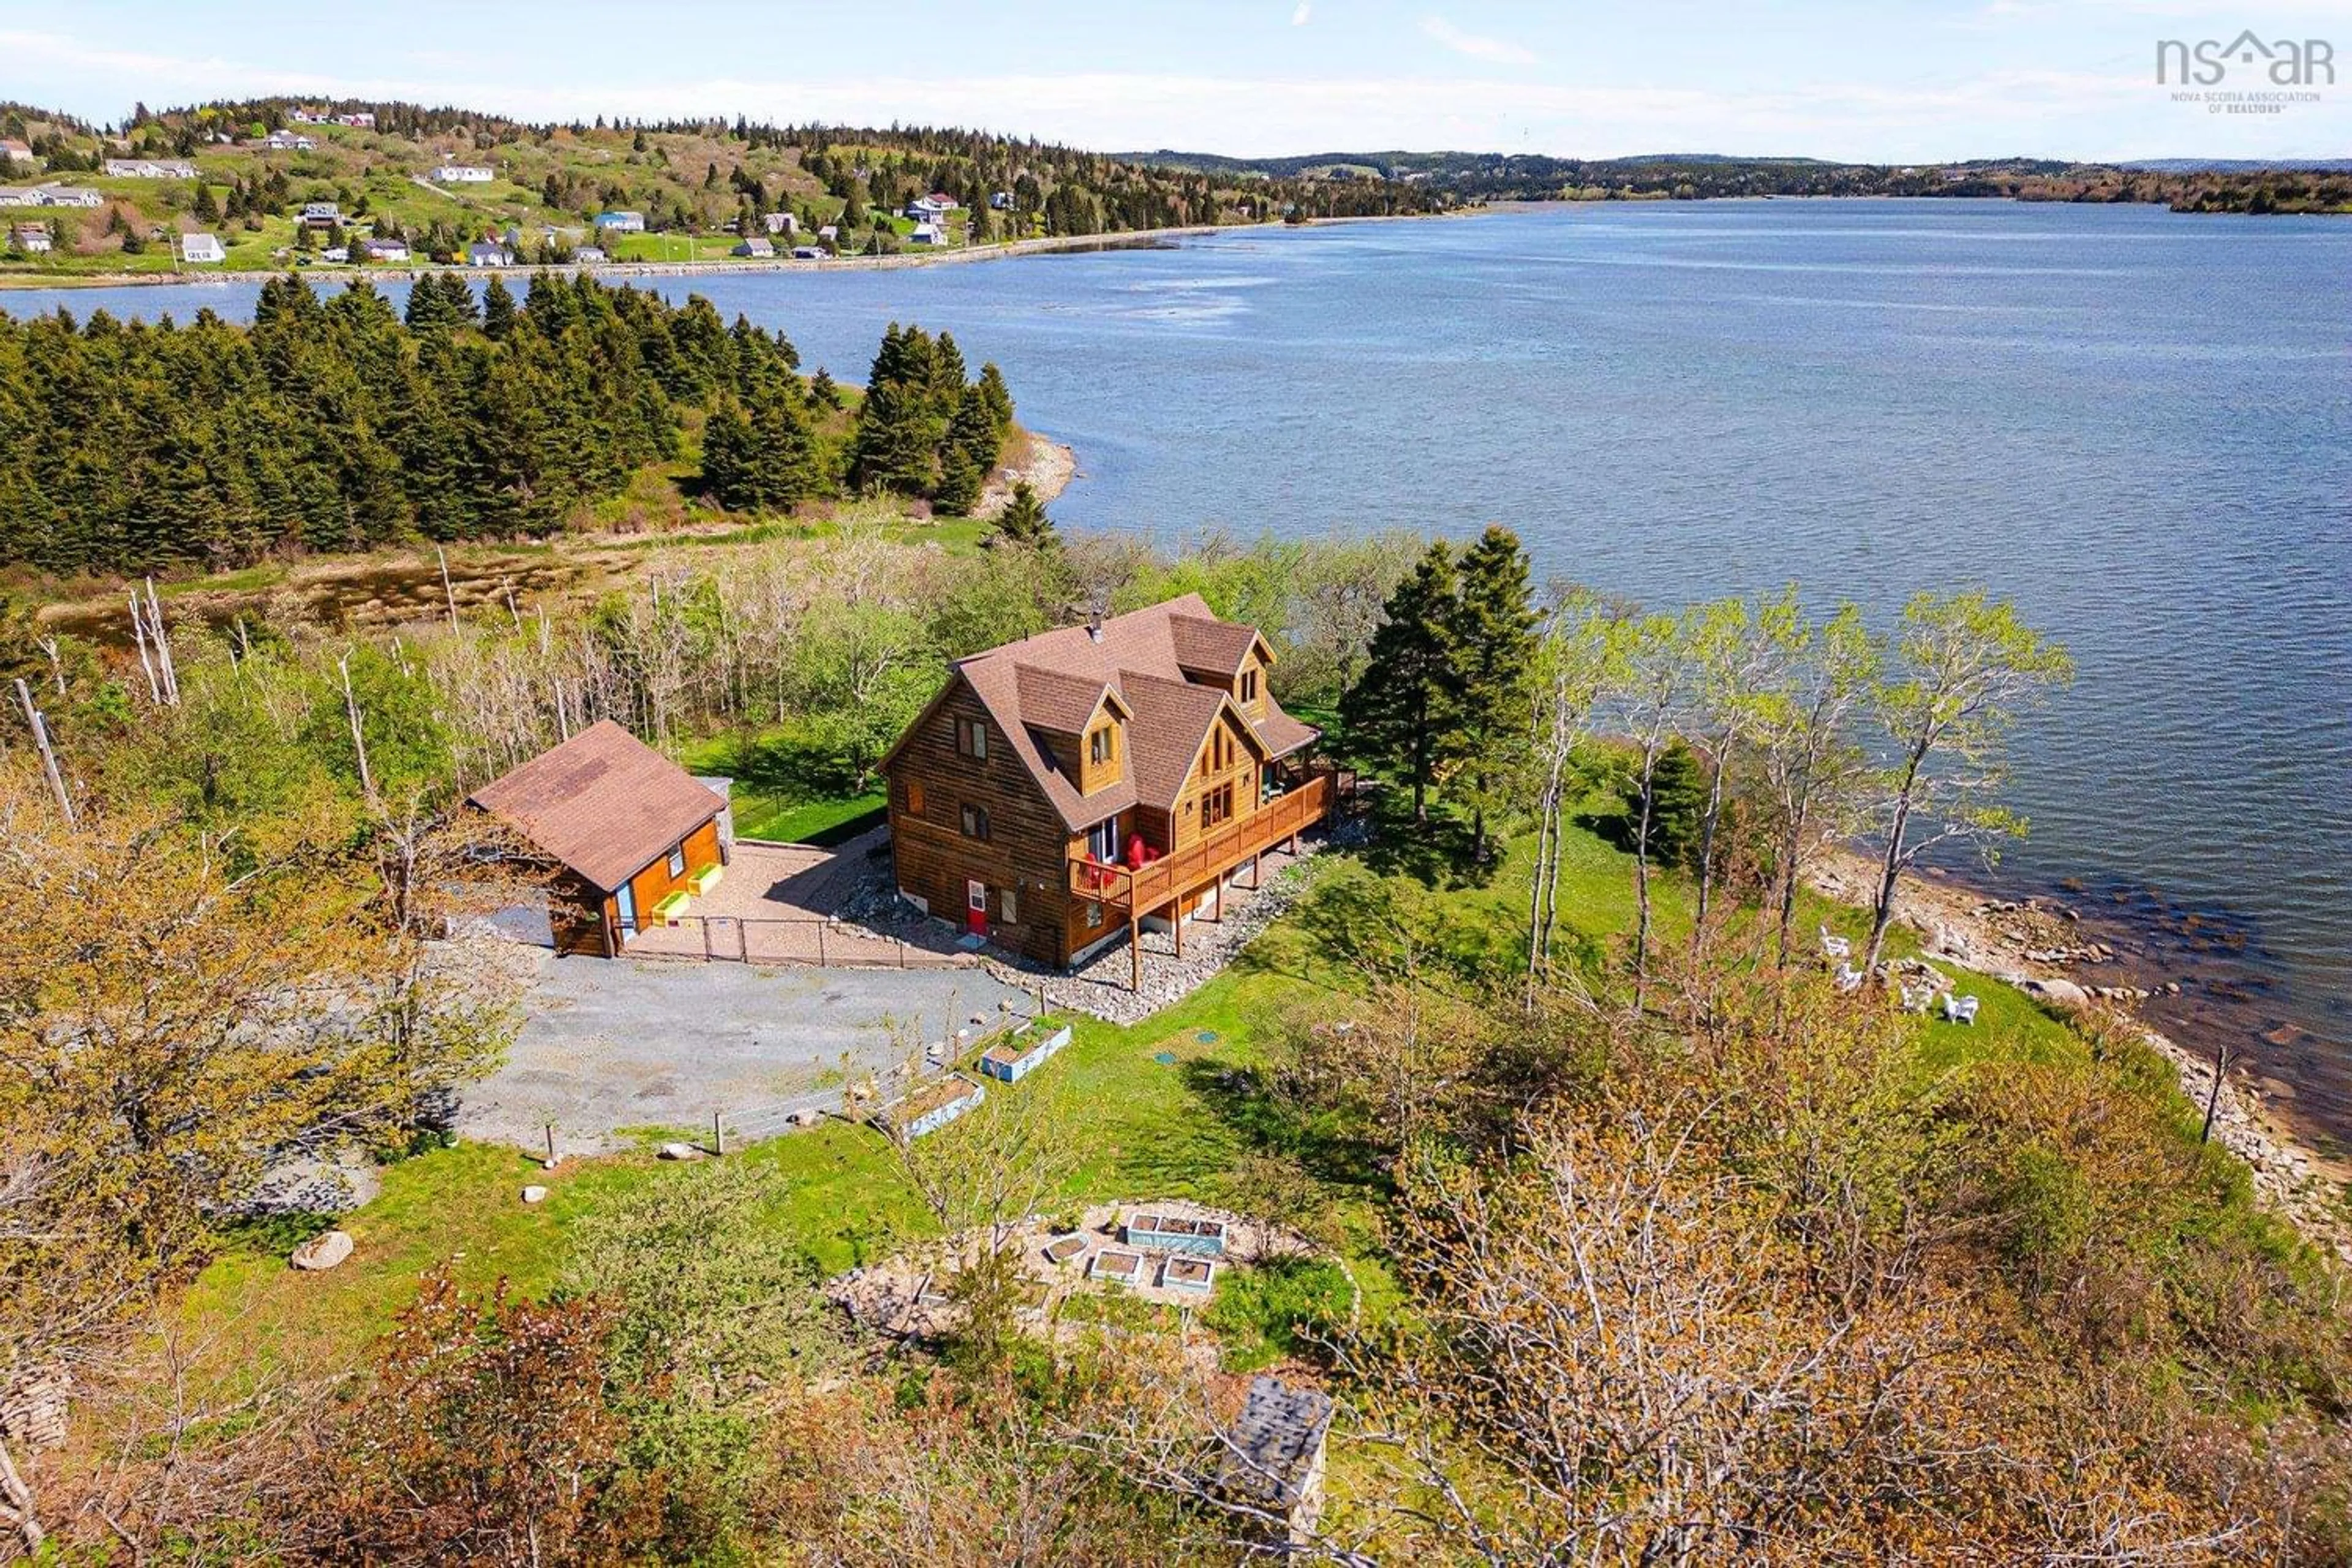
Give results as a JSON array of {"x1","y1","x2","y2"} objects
[
  {"x1": 467, "y1": 720, "x2": 724, "y2": 892},
  {"x1": 1216, "y1": 1376, "x2": 1333, "y2": 1514}
]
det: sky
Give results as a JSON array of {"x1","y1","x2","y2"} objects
[{"x1": 4, "y1": 1, "x2": 2348, "y2": 162}]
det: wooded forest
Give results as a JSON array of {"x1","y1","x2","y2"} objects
[{"x1": 0, "y1": 273, "x2": 1016, "y2": 576}]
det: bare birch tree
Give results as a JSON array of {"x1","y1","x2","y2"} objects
[
  {"x1": 1753, "y1": 598, "x2": 1881, "y2": 968},
  {"x1": 1521, "y1": 589, "x2": 1619, "y2": 1003},
  {"x1": 1859, "y1": 590, "x2": 2072, "y2": 973}
]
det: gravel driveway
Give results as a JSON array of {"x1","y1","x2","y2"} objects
[{"x1": 459, "y1": 949, "x2": 1028, "y2": 1156}]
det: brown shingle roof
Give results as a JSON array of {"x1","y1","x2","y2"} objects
[
  {"x1": 903, "y1": 595, "x2": 1319, "y2": 832},
  {"x1": 467, "y1": 720, "x2": 723, "y2": 892},
  {"x1": 1168, "y1": 614, "x2": 1264, "y2": 678}
]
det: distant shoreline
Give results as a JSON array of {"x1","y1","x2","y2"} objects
[{"x1": 0, "y1": 211, "x2": 1472, "y2": 293}]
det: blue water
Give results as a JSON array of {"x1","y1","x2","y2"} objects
[{"x1": 9, "y1": 201, "x2": 2350, "y2": 1121}]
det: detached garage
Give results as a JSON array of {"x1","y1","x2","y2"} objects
[{"x1": 469, "y1": 720, "x2": 728, "y2": 956}]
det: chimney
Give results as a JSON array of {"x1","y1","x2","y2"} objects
[{"x1": 1087, "y1": 612, "x2": 1104, "y2": 644}]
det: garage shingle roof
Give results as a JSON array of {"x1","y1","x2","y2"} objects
[{"x1": 467, "y1": 720, "x2": 724, "y2": 892}]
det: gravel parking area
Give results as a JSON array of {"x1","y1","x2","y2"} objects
[{"x1": 459, "y1": 948, "x2": 1028, "y2": 1156}]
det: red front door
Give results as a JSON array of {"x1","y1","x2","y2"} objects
[{"x1": 966, "y1": 879, "x2": 988, "y2": 937}]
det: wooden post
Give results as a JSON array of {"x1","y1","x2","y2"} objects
[
  {"x1": 543, "y1": 1123, "x2": 559, "y2": 1168},
  {"x1": 1129, "y1": 913, "x2": 1142, "y2": 992},
  {"x1": 437, "y1": 545, "x2": 459, "y2": 630},
  {"x1": 14, "y1": 679, "x2": 75, "y2": 827},
  {"x1": 711, "y1": 1109, "x2": 726, "y2": 1156},
  {"x1": 1172, "y1": 901, "x2": 1184, "y2": 959},
  {"x1": 1213, "y1": 875, "x2": 1223, "y2": 923}
]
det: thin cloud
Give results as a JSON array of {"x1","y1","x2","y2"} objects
[
  {"x1": 1292, "y1": 1, "x2": 1312, "y2": 24},
  {"x1": 1420, "y1": 15, "x2": 1540, "y2": 66}
]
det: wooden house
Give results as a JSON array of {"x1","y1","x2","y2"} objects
[
  {"x1": 468, "y1": 721, "x2": 728, "y2": 956},
  {"x1": 880, "y1": 594, "x2": 1339, "y2": 988}
]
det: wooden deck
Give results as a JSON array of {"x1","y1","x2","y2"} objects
[{"x1": 1069, "y1": 771, "x2": 1336, "y2": 921}]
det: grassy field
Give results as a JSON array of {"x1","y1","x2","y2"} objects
[{"x1": 164, "y1": 791, "x2": 2110, "y2": 1400}]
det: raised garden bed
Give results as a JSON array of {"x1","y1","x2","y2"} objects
[
  {"x1": 1161, "y1": 1256, "x2": 1217, "y2": 1295},
  {"x1": 1089, "y1": 1248, "x2": 1144, "y2": 1286},
  {"x1": 884, "y1": 1074, "x2": 986, "y2": 1139},
  {"x1": 1043, "y1": 1234, "x2": 1087, "y2": 1265},
  {"x1": 653, "y1": 889, "x2": 691, "y2": 923},
  {"x1": 980, "y1": 1019, "x2": 1074, "y2": 1084},
  {"x1": 690, "y1": 862, "x2": 724, "y2": 894},
  {"x1": 1125, "y1": 1212, "x2": 1229, "y2": 1257}
]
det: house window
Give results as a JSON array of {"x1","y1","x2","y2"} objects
[
  {"x1": 1090, "y1": 725, "x2": 1117, "y2": 766},
  {"x1": 1001, "y1": 886, "x2": 1019, "y2": 923},
  {"x1": 666, "y1": 843, "x2": 687, "y2": 878},
  {"x1": 1086, "y1": 901, "x2": 1103, "y2": 929},
  {"x1": 1240, "y1": 668, "x2": 1259, "y2": 703},
  {"x1": 956, "y1": 717, "x2": 989, "y2": 759},
  {"x1": 1203, "y1": 783, "x2": 1235, "y2": 829},
  {"x1": 1210, "y1": 727, "x2": 1234, "y2": 772},
  {"x1": 960, "y1": 803, "x2": 990, "y2": 840},
  {"x1": 907, "y1": 780, "x2": 925, "y2": 815},
  {"x1": 1087, "y1": 815, "x2": 1120, "y2": 863}
]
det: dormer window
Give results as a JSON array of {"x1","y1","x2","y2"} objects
[
  {"x1": 1090, "y1": 724, "x2": 1118, "y2": 766},
  {"x1": 1240, "y1": 668, "x2": 1259, "y2": 704}
]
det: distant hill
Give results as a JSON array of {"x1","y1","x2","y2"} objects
[
  {"x1": 0, "y1": 99, "x2": 1450, "y2": 276},
  {"x1": 2120, "y1": 158, "x2": 2352, "y2": 173}
]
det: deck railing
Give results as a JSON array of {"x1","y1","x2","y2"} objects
[{"x1": 1069, "y1": 770, "x2": 1337, "y2": 916}]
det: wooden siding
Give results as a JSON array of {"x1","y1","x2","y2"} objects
[
  {"x1": 601, "y1": 816, "x2": 724, "y2": 951},
  {"x1": 884, "y1": 678, "x2": 1079, "y2": 967},
  {"x1": 1170, "y1": 710, "x2": 1264, "y2": 851}
]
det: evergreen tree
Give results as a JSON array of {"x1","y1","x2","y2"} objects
[
  {"x1": 1449, "y1": 524, "x2": 1537, "y2": 861},
  {"x1": 984, "y1": 481, "x2": 1057, "y2": 551},
  {"x1": 976, "y1": 362, "x2": 1014, "y2": 435},
  {"x1": 1341, "y1": 541, "x2": 1463, "y2": 824},
  {"x1": 192, "y1": 182, "x2": 220, "y2": 224},
  {"x1": 946, "y1": 383, "x2": 1001, "y2": 479},
  {"x1": 480, "y1": 275, "x2": 518, "y2": 341},
  {"x1": 932, "y1": 443, "x2": 982, "y2": 516}
]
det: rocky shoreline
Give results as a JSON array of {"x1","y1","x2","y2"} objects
[{"x1": 1809, "y1": 848, "x2": 2352, "y2": 1265}]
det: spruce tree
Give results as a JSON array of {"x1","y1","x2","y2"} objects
[
  {"x1": 984, "y1": 481, "x2": 1057, "y2": 551},
  {"x1": 933, "y1": 444, "x2": 982, "y2": 516},
  {"x1": 1449, "y1": 524, "x2": 1537, "y2": 861},
  {"x1": 1341, "y1": 541, "x2": 1464, "y2": 824},
  {"x1": 480, "y1": 276, "x2": 518, "y2": 341}
]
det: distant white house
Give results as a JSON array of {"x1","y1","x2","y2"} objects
[
  {"x1": 908, "y1": 222, "x2": 943, "y2": 246},
  {"x1": 9, "y1": 224, "x2": 50, "y2": 254},
  {"x1": 336, "y1": 112, "x2": 377, "y2": 128},
  {"x1": 815, "y1": 223, "x2": 837, "y2": 241},
  {"x1": 790, "y1": 244, "x2": 822, "y2": 260},
  {"x1": 104, "y1": 159, "x2": 197, "y2": 179},
  {"x1": 320, "y1": 245, "x2": 350, "y2": 263},
  {"x1": 466, "y1": 241, "x2": 511, "y2": 267},
  {"x1": 906, "y1": 195, "x2": 951, "y2": 221},
  {"x1": 360, "y1": 236, "x2": 410, "y2": 262},
  {"x1": 732, "y1": 235, "x2": 774, "y2": 258},
  {"x1": 0, "y1": 189, "x2": 39, "y2": 208},
  {"x1": 179, "y1": 232, "x2": 226, "y2": 264},
  {"x1": 762, "y1": 211, "x2": 797, "y2": 235},
  {"x1": 288, "y1": 109, "x2": 321, "y2": 124},
  {"x1": 593, "y1": 210, "x2": 645, "y2": 233},
  {"x1": 574, "y1": 244, "x2": 606, "y2": 263},
  {"x1": 256, "y1": 131, "x2": 315, "y2": 151},
  {"x1": 300, "y1": 200, "x2": 341, "y2": 229},
  {"x1": 433, "y1": 164, "x2": 495, "y2": 184},
  {"x1": 2, "y1": 138, "x2": 38, "y2": 165},
  {"x1": 29, "y1": 186, "x2": 102, "y2": 209}
]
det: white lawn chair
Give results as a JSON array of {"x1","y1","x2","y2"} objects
[
  {"x1": 1819, "y1": 923, "x2": 1852, "y2": 962},
  {"x1": 1942, "y1": 993, "x2": 1980, "y2": 1025},
  {"x1": 1834, "y1": 963, "x2": 1864, "y2": 995}
]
